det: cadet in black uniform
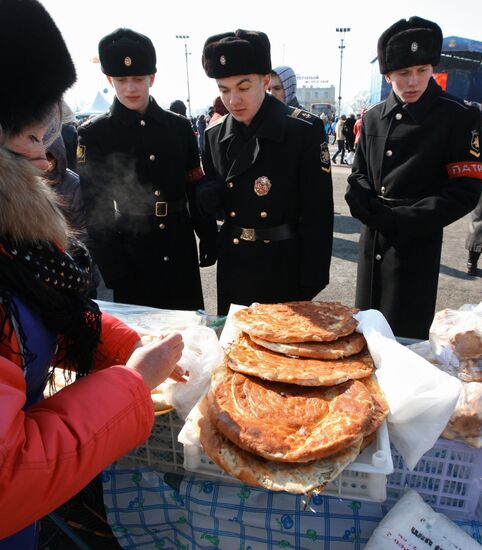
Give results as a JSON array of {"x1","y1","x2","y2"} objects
[
  {"x1": 345, "y1": 17, "x2": 482, "y2": 339},
  {"x1": 199, "y1": 30, "x2": 334, "y2": 315},
  {"x1": 78, "y1": 28, "x2": 216, "y2": 310}
]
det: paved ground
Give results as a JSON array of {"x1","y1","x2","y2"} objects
[{"x1": 99, "y1": 157, "x2": 481, "y2": 317}]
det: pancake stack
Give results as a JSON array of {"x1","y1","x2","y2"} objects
[{"x1": 195, "y1": 301, "x2": 389, "y2": 494}]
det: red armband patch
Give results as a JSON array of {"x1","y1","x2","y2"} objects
[
  {"x1": 446, "y1": 162, "x2": 482, "y2": 179},
  {"x1": 185, "y1": 166, "x2": 204, "y2": 183}
]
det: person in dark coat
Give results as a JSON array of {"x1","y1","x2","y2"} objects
[
  {"x1": 78, "y1": 28, "x2": 216, "y2": 310},
  {"x1": 46, "y1": 135, "x2": 100, "y2": 296},
  {"x1": 199, "y1": 29, "x2": 334, "y2": 315},
  {"x1": 465, "y1": 191, "x2": 482, "y2": 276},
  {"x1": 169, "y1": 99, "x2": 187, "y2": 117},
  {"x1": 343, "y1": 113, "x2": 356, "y2": 153},
  {"x1": 345, "y1": 16, "x2": 482, "y2": 339}
]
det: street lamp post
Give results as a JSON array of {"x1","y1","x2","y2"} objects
[
  {"x1": 176, "y1": 34, "x2": 192, "y2": 118},
  {"x1": 336, "y1": 27, "x2": 350, "y2": 118}
]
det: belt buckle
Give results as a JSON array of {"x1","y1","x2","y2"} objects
[
  {"x1": 240, "y1": 227, "x2": 256, "y2": 241},
  {"x1": 155, "y1": 202, "x2": 168, "y2": 217}
]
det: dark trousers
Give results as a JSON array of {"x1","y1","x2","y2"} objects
[{"x1": 332, "y1": 140, "x2": 345, "y2": 163}]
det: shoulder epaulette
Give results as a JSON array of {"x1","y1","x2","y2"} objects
[
  {"x1": 206, "y1": 114, "x2": 227, "y2": 130},
  {"x1": 288, "y1": 107, "x2": 315, "y2": 125},
  {"x1": 78, "y1": 111, "x2": 109, "y2": 129},
  {"x1": 439, "y1": 94, "x2": 471, "y2": 111}
]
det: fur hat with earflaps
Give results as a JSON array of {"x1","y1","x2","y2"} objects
[
  {"x1": 377, "y1": 16, "x2": 443, "y2": 75},
  {"x1": 0, "y1": 0, "x2": 77, "y2": 135},
  {"x1": 202, "y1": 29, "x2": 271, "y2": 78}
]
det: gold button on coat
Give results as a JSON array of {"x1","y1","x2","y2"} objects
[
  {"x1": 375, "y1": 254, "x2": 382, "y2": 261},
  {"x1": 149, "y1": 154, "x2": 156, "y2": 161},
  {"x1": 227, "y1": 182, "x2": 234, "y2": 188},
  {"x1": 233, "y1": 238, "x2": 240, "y2": 245},
  {"x1": 229, "y1": 211, "x2": 236, "y2": 218},
  {"x1": 385, "y1": 150, "x2": 393, "y2": 157},
  {"x1": 154, "y1": 190, "x2": 161, "y2": 196},
  {"x1": 381, "y1": 186, "x2": 386, "y2": 194},
  {"x1": 163, "y1": 255, "x2": 169, "y2": 261},
  {"x1": 395, "y1": 113, "x2": 402, "y2": 120},
  {"x1": 159, "y1": 223, "x2": 165, "y2": 229},
  {"x1": 140, "y1": 120, "x2": 146, "y2": 126},
  {"x1": 260, "y1": 211, "x2": 268, "y2": 218}
]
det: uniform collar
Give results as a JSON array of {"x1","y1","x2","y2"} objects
[
  {"x1": 111, "y1": 96, "x2": 167, "y2": 126},
  {"x1": 381, "y1": 77, "x2": 442, "y2": 123},
  {"x1": 217, "y1": 94, "x2": 287, "y2": 144}
]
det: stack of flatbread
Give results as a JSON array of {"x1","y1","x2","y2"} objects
[{"x1": 195, "y1": 301, "x2": 389, "y2": 494}]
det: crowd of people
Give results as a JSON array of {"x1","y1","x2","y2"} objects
[{"x1": 0, "y1": 1, "x2": 480, "y2": 547}]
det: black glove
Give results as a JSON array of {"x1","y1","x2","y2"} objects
[
  {"x1": 196, "y1": 180, "x2": 223, "y2": 217},
  {"x1": 199, "y1": 239, "x2": 217, "y2": 267},
  {"x1": 345, "y1": 186, "x2": 373, "y2": 225},
  {"x1": 366, "y1": 199, "x2": 397, "y2": 237}
]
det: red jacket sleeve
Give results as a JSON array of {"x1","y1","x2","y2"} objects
[
  {"x1": 92, "y1": 311, "x2": 141, "y2": 370},
  {"x1": 0, "y1": 313, "x2": 153, "y2": 538}
]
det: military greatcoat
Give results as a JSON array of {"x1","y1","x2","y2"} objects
[
  {"x1": 78, "y1": 97, "x2": 216, "y2": 310},
  {"x1": 202, "y1": 94, "x2": 334, "y2": 315},
  {"x1": 346, "y1": 78, "x2": 481, "y2": 339}
]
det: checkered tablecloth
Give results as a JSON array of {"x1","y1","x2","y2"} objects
[{"x1": 102, "y1": 465, "x2": 482, "y2": 549}]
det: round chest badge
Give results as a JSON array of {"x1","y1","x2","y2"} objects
[
  {"x1": 124, "y1": 56, "x2": 132, "y2": 66},
  {"x1": 410, "y1": 42, "x2": 418, "y2": 53},
  {"x1": 254, "y1": 176, "x2": 272, "y2": 197}
]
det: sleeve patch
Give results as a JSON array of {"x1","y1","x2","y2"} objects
[
  {"x1": 320, "y1": 142, "x2": 331, "y2": 173},
  {"x1": 446, "y1": 161, "x2": 482, "y2": 179},
  {"x1": 186, "y1": 166, "x2": 204, "y2": 183},
  {"x1": 470, "y1": 129, "x2": 480, "y2": 158},
  {"x1": 76, "y1": 144, "x2": 86, "y2": 163}
]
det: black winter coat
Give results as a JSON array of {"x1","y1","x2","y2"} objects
[
  {"x1": 346, "y1": 78, "x2": 482, "y2": 339},
  {"x1": 78, "y1": 97, "x2": 216, "y2": 310},
  {"x1": 201, "y1": 94, "x2": 334, "y2": 315}
]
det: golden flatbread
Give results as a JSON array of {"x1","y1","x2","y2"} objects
[
  {"x1": 207, "y1": 364, "x2": 373, "y2": 462},
  {"x1": 196, "y1": 396, "x2": 362, "y2": 494},
  {"x1": 233, "y1": 301, "x2": 358, "y2": 343},
  {"x1": 360, "y1": 376, "x2": 390, "y2": 436},
  {"x1": 251, "y1": 331, "x2": 367, "y2": 359},
  {"x1": 226, "y1": 333, "x2": 374, "y2": 386}
]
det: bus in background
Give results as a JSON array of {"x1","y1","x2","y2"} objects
[{"x1": 310, "y1": 102, "x2": 335, "y2": 119}]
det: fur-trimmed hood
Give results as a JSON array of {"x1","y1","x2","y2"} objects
[{"x1": 0, "y1": 146, "x2": 69, "y2": 247}]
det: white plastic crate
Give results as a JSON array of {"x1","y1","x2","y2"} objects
[
  {"x1": 182, "y1": 417, "x2": 394, "y2": 503},
  {"x1": 119, "y1": 410, "x2": 186, "y2": 473},
  {"x1": 120, "y1": 410, "x2": 394, "y2": 502},
  {"x1": 386, "y1": 438, "x2": 482, "y2": 520}
]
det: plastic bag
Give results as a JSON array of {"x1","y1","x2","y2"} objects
[
  {"x1": 354, "y1": 310, "x2": 461, "y2": 470},
  {"x1": 162, "y1": 326, "x2": 223, "y2": 420},
  {"x1": 365, "y1": 489, "x2": 480, "y2": 549},
  {"x1": 429, "y1": 303, "x2": 482, "y2": 382}
]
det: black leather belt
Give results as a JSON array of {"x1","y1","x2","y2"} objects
[
  {"x1": 225, "y1": 222, "x2": 297, "y2": 242},
  {"x1": 117, "y1": 199, "x2": 187, "y2": 217},
  {"x1": 377, "y1": 196, "x2": 419, "y2": 208}
]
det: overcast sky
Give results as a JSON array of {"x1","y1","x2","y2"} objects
[{"x1": 41, "y1": 0, "x2": 482, "y2": 114}]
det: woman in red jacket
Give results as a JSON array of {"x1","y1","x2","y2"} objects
[{"x1": 0, "y1": 1, "x2": 184, "y2": 547}]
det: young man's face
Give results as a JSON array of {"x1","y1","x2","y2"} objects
[
  {"x1": 268, "y1": 73, "x2": 285, "y2": 103},
  {"x1": 4, "y1": 121, "x2": 51, "y2": 171},
  {"x1": 108, "y1": 74, "x2": 155, "y2": 114},
  {"x1": 216, "y1": 74, "x2": 270, "y2": 126},
  {"x1": 385, "y1": 64, "x2": 434, "y2": 104}
]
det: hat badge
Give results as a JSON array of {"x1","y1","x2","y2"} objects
[
  {"x1": 220, "y1": 55, "x2": 227, "y2": 65},
  {"x1": 410, "y1": 42, "x2": 418, "y2": 53},
  {"x1": 124, "y1": 56, "x2": 132, "y2": 67}
]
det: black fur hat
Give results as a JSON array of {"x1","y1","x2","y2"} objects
[
  {"x1": 99, "y1": 28, "x2": 157, "y2": 77},
  {"x1": 377, "y1": 16, "x2": 442, "y2": 74},
  {"x1": 0, "y1": 0, "x2": 76, "y2": 135},
  {"x1": 202, "y1": 29, "x2": 271, "y2": 78}
]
